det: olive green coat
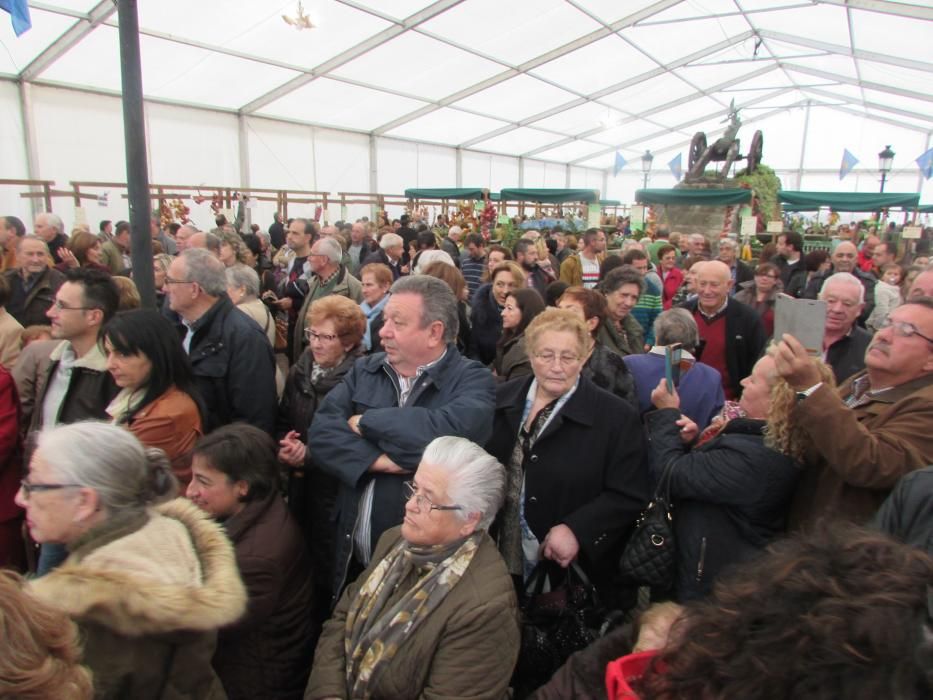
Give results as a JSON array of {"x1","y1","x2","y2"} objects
[{"x1": 306, "y1": 527, "x2": 520, "y2": 700}]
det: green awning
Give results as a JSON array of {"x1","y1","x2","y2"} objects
[
  {"x1": 499, "y1": 188, "x2": 599, "y2": 203},
  {"x1": 403, "y1": 188, "x2": 488, "y2": 200},
  {"x1": 915, "y1": 204, "x2": 933, "y2": 213},
  {"x1": 490, "y1": 192, "x2": 500, "y2": 201},
  {"x1": 635, "y1": 188, "x2": 752, "y2": 206},
  {"x1": 779, "y1": 191, "x2": 921, "y2": 211},
  {"x1": 599, "y1": 199, "x2": 621, "y2": 206}
]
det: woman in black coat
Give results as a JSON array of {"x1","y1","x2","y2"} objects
[
  {"x1": 469, "y1": 261, "x2": 525, "y2": 364},
  {"x1": 276, "y1": 295, "x2": 365, "y2": 620},
  {"x1": 646, "y1": 355, "x2": 832, "y2": 601},
  {"x1": 485, "y1": 308, "x2": 650, "y2": 601}
]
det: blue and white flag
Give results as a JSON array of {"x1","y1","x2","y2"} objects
[
  {"x1": 668, "y1": 153, "x2": 683, "y2": 182},
  {"x1": 917, "y1": 148, "x2": 933, "y2": 180},
  {"x1": 839, "y1": 148, "x2": 859, "y2": 180},
  {"x1": 0, "y1": 0, "x2": 31, "y2": 36},
  {"x1": 613, "y1": 152, "x2": 627, "y2": 177}
]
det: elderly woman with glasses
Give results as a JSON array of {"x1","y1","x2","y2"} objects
[
  {"x1": 486, "y1": 308, "x2": 650, "y2": 602},
  {"x1": 734, "y1": 261, "x2": 782, "y2": 338},
  {"x1": 306, "y1": 436, "x2": 519, "y2": 700},
  {"x1": 277, "y1": 295, "x2": 366, "y2": 620},
  {"x1": 16, "y1": 422, "x2": 246, "y2": 698}
]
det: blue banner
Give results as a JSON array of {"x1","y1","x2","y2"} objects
[
  {"x1": 668, "y1": 153, "x2": 682, "y2": 182},
  {"x1": 0, "y1": 0, "x2": 31, "y2": 36},
  {"x1": 839, "y1": 148, "x2": 859, "y2": 180},
  {"x1": 917, "y1": 148, "x2": 933, "y2": 180},
  {"x1": 613, "y1": 152, "x2": 627, "y2": 177}
]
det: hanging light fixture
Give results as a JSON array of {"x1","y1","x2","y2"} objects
[{"x1": 283, "y1": 1, "x2": 315, "y2": 30}]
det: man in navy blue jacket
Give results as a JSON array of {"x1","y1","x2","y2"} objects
[{"x1": 309, "y1": 275, "x2": 495, "y2": 603}]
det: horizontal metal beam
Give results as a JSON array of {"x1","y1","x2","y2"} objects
[
  {"x1": 240, "y1": 0, "x2": 466, "y2": 115},
  {"x1": 21, "y1": 0, "x2": 116, "y2": 81},
  {"x1": 782, "y1": 63, "x2": 933, "y2": 103},
  {"x1": 816, "y1": 0, "x2": 933, "y2": 21},
  {"x1": 802, "y1": 86, "x2": 932, "y2": 128},
  {"x1": 758, "y1": 28, "x2": 933, "y2": 73}
]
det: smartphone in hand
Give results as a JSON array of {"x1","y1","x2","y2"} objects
[{"x1": 665, "y1": 343, "x2": 683, "y2": 394}]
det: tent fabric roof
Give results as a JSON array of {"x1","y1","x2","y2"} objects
[
  {"x1": 0, "y1": 1, "x2": 930, "y2": 172},
  {"x1": 778, "y1": 191, "x2": 922, "y2": 211}
]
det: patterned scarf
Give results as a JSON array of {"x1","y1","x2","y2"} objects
[
  {"x1": 695, "y1": 400, "x2": 747, "y2": 447},
  {"x1": 344, "y1": 531, "x2": 482, "y2": 698}
]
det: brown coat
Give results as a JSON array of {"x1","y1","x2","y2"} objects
[
  {"x1": 214, "y1": 493, "x2": 315, "y2": 700},
  {"x1": 559, "y1": 252, "x2": 605, "y2": 287},
  {"x1": 306, "y1": 527, "x2": 520, "y2": 700},
  {"x1": 124, "y1": 386, "x2": 203, "y2": 491},
  {"x1": 790, "y1": 371, "x2": 933, "y2": 529},
  {"x1": 28, "y1": 499, "x2": 247, "y2": 700}
]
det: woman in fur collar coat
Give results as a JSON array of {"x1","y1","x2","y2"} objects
[{"x1": 17, "y1": 422, "x2": 247, "y2": 700}]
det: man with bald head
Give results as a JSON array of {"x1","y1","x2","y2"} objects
[
  {"x1": 678, "y1": 260, "x2": 766, "y2": 398},
  {"x1": 804, "y1": 241, "x2": 876, "y2": 325},
  {"x1": 908, "y1": 268, "x2": 933, "y2": 300}
]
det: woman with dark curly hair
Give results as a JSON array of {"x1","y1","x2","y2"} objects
[{"x1": 612, "y1": 526, "x2": 933, "y2": 699}]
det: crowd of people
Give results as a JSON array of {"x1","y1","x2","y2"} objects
[{"x1": 1, "y1": 208, "x2": 932, "y2": 699}]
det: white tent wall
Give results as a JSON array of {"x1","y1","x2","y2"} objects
[
  {"x1": 0, "y1": 80, "x2": 30, "y2": 226},
  {"x1": 460, "y1": 151, "x2": 519, "y2": 193}
]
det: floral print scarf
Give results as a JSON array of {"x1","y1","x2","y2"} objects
[{"x1": 344, "y1": 531, "x2": 483, "y2": 698}]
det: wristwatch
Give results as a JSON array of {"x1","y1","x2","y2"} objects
[{"x1": 795, "y1": 382, "x2": 823, "y2": 402}]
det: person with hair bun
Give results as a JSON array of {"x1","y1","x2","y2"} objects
[
  {"x1": 16, "y1": 421, "x2": 246, "y2": 699},
  {"x1": 0, "y1": 568, "x2": 93, "y2": 699}
]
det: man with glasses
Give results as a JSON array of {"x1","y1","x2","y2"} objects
[
  {"x1": 165, "y1": 248, "x2": 277, "y2": 434},
  {"x1": 774, "y1": 297, "x2": 933, "y2": 529},
  {"x1": 27, "y1": 267, "x2": 119, "y2": 574},
  {"x1": 309, "y1": 275, "x2": 494, "y2": 605}
]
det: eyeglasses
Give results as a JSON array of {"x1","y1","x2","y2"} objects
[
  {"x1": 163, "y1": 276, "x2": 191, "y2": 285},
  {"x1": 305, "y1": 329, "x2": 340, "y2": 342},
  {"x1": 51, "y1": 300, "x2": 93, "y2": 312},
  {"x1": 877, "y1": 318, "x2": 933, "y2": 344},
  {"x1": 19, "y1": 479, "x2": 82, "y2": 498},
  {"x1": 532, "y1": 351, "x2": 582, "y2": 366},
  {"x1": 403, "y1": 481, "x2": 462, "y2": 512}
]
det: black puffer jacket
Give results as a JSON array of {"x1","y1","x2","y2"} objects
[
  {"x1": 469, "y1": 283, "x2": 503, "y2": 365},
  {"x1": 873, "y1": 466, "x2": 933, "y2": 557},
  {"x1": 583, "y1": 341, "x2": 638, "y2": 409},
  {"x1": 646, "y1": 409, "x2": 800, "y2": 601},
  {"x1": 276, "y1": 350, "x2": 356, "y2": 617}
]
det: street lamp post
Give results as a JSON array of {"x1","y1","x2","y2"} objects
[
  {"x1": 641, "y1": 150, "x2": 654, "y2": 189},
  {"x1": 878, "y1": 145, "x2": 895, "y2": 193}
]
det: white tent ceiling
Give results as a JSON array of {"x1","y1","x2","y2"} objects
[{"x1": 1, "y1": 0, "x2": 931, "y2": 174}]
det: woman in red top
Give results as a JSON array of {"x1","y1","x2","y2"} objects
[{"x1": 657, "y1": 245, "x2": 683, "y2": 310}]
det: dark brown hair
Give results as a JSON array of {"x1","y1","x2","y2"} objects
[{"x1": 639, "y1": 526, "x2": 933, "y2": 699}]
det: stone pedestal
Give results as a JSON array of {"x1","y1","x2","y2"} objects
[{"x1": 649, "y1": 178, "x2": 744, "y2": 244}]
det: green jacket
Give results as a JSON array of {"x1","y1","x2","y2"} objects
[{"x1": 598, "y1": 315, "x2": 645, "y2": 357}]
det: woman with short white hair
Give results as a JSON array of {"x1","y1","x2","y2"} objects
[
  {"x1": 17, "y1": 421, "x2": 246, "y2": 698},
  {"x1": 306, "y1": 436, "x2": 520, "y2": 700}
]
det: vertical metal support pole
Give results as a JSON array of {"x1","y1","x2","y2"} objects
[
  {"x1": 565, "y1": 163, "x2": 571, "y2": 188},
  {"x1": 455, "y1": 147, "x2": 463, "y2": 188},
  {"x1": 796, "y1": 100, "x2": 811, "y2": 191},
  {"x1": 369, "y1": 134, "x2": 378, "y2": 221},
  {"x1": 117, "y1": 0, "x2": 154, "y2": 308},
  {"x1": 518, "y1": 157, "x2": 525, "y2": 188},
  {"x1": 238, "y1": 114, "x2": 251, "y2": 232},
  {"x1": 18, "y1": 81, "x2": 42, "y2": 220}
]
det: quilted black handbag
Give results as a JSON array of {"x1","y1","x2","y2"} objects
[
  {"x1": 513, "y1": 561, "x2": 603, "y2": 697},
  {"x1": 618, "y1": 461, "x2": 676, "y2": 588}
]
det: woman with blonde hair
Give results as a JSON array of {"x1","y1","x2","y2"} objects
[
  {"x1": 648, "y1": 354, "x2": 836, "y2": 601},
  {"x1": 0, "y1": 569, "x2": 93, "y2": 699},
  {"x1": 219, "y1": 231, "x2": 247, "y2": 268}
]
